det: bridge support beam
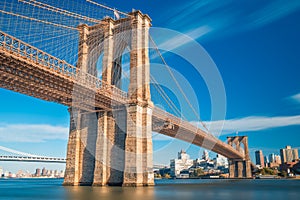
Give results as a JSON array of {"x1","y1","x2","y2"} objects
[
  {"x1": 63, "y1": 108, "x2": 97, "y2": 186},
  {"x1": 228, "y1": 159, "x2": 252, "y2": 178},
  {"x1": 122, "y1": 11, "x2": 154, "y2": 187},
  {"x1": 93, "y1": 108, "x2": 127, "y2": 186},
  {"x1": 227, "y1": 136, "x2": 252, "y2": 178}
]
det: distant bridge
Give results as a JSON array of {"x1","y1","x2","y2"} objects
[
  {"x1": 0, "y1": 155, "x2": 66, "y2": 163},
  {"x1": 0, "y1": 154, "x2": 166, "y2": 169},
  {"x1": 0, "y1": 145, "x2": 167, "y2": 168}
]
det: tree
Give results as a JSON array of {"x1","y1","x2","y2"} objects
[
  {"x1": 163, "y1": 173, "x2": 171, "y2": 179},
  {"x1": 193, "y1": 168, "x2": 204, "y2": 177}
]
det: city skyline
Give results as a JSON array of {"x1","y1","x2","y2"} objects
[
  {"x1": 0, "y1": 0, "x2": 300, "y2": 172},
  {"x1": 0, "y1": 144, "x2": 298, "y2": 174}
]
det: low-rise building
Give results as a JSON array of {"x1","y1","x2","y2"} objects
[{"x1": 170, "y1": 150, "x2": 193, "y2": 177}]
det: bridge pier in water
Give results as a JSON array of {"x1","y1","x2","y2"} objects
[
  {"x1": 227, "y1": 136, "x2": 252, "y2": 178},
  {"x1": 63, "y1": 11, "x2": 154, "y2": 186}
]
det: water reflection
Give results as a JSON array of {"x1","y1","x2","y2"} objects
[
  {"x1": 63, "y1": 179, "x2": 300, "y2": 200},
  {"x1": 65, "y1": 185, "x2": 155, "y2": 200},
  {"x1": 0, "y1": 179, "x2": 300, "y2": 200}
]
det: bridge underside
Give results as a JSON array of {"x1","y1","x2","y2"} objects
[{"x1": 0, "y1": 49, "x2": 126, "y2": 112}]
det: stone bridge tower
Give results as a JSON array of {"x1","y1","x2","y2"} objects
[
  {"x1": 63, "y1": 11, "x2": 154, "y2": 186},
  {"x1": 227, "y1": 136, "x2": 252, "y2": 178}
]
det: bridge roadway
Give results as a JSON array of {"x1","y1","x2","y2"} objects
[{"x1": 0, "y1": 31, "x2": 244, "y2": 160}]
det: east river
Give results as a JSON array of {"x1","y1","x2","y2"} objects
[{"x1": 0, "y1": 178, "x2": 299, "y2": 200}]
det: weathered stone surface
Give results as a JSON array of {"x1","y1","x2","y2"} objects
[
  {"x1": 64, "y1": 11, "x2": 154, "y2": 187},
  {"x1": 227, "y1": 136, "x2": 252, "y2": 178}
]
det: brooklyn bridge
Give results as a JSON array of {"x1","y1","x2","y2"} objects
[{"x1": 0, "y1": 0, "x2": 252, "y2": 186}]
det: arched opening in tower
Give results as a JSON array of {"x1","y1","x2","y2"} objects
[
  {"x1": 112, "y1": 49, "x2": 130, "y2": 92},
  {"x1": 96, "y1": 53, "x2": 104, "y2": 80}
]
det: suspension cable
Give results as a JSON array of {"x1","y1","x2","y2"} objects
[
  {"x1": 149, "y1": 36, "x2": 209, "y2": 132},
  {"x1": 19, "y1": 0, "x2": 101, "y2": 23},
  {"x1": 86, "y1": 0, "x2": 129, "y2": 16},
  {"x1": 0, "y1": 9, "x2": 77, "y2": 30}
]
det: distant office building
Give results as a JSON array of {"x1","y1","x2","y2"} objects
[
  {"x1": 275, "y1": 155, "x2": 281, "y2": 164},
  {"x1": 202, "y1": 150, "x2": 210, "y2": 161},
  {"x1": 3, "y1": 171, "x2": 9, "y2": 177},
  {"x1": 170, "y1": 150, "x2": 193, "y2": 177},
  {"x1": 42, "y1": 167, "x2": 47, "y2": 176},
  {"x1": 255, "y1": 150, "x2": 265, "y2": 168},
  {"x1": 264, "y1": 156, "x2": 269, "y2": 166},
  {"x1": 269, "y1": 153, "x2": 275, "y2": 163},
  {"x1": 268, "y1": 154, "x2": 281, "y2": 168},
  {"x1": 35, "y1": 168, "x2": 41, "y2": 177},
  {"x1": 280, "y1": 146, "x2": 299, "y2": 163},
  {"x1": 214, "y1": 154, "x2": 228, "y2": 169},
  {"x1": 0, "y1": 167, "x2": 3, "y2": 177}
]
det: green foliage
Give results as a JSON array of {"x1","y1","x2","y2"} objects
[
  {"x1": 280, "y1": 171, "x2": 287, "y2": 177},
  {"x1": 259, "y1": 168, "x2": 277, "y2": 175},
  {"x1": 192, "y1": 168, "x2": 204, "y2": 177},
  {"x1": 154, "y1": 173, "x2": 162, "y2": 178},
  {"x1": 163, "y1": 173, "x2": 171, "y2": 179}
]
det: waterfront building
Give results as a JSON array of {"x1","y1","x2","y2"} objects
[
  {"x1": 41, "y1": 167, "x2": 47, "y2": 176},
  {"x1": 264, "y1": 156, "x2": 269, "y2": 166},
  {"x1": 0, "y1": 167, "x2": 3, "y2": 177},
  {"x1": 59, "y1": 170, "x2": 65, "y2": 178},
  {"x1": 280, "y1": 160, "x2": 300, "y2": 175},
  {"x1": 255, "y1": 150, "x2": 265, "y2": 168},
  {"x1": 202, "y1": 150, "x2": 210, "y2": 161},
  {"x1": 170, "y1": 150, "x2": 193, "y2": 177},
  {"x1": 267, "y1": 154, "x2": 281, "y2": 168},
  {"x1": 280, "y1": 146, "x2": 299, "y2": 163},
  {"x1": 35, "y1": 168, "x2": 41, "y2": 177},
  {"x1": 214, "y1": 154, "x2": 228, "y2": 169},
  {"x1": 269, "y1": 153, "x2": 275, "y2": 163},
  {"x1": 3, "y1": 171, "x2": 9, "y2": 177},
  {"x1": 275, "y1": 155, "x2": 281, "y2": 164}
]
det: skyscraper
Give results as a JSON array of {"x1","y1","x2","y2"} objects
[
  {"x1": 35, "y1": 168, "x2": 41, "y2": 177},
  {"x1": 269, "y1": 153, "x2": 275, "y2": 163},
  {"x1": 274, "y1": 155, "x2": 281, "y2": 164},
  {"x1": 202, "y1": 150, "x2": 209, "y2": 161},
  {"x1": 280, "y1": 146, "x2": 299, "y2": 163},
  {"x1": 255, "y1": 150, "x2": 264, "y2": 167},
  {"x1": 42, "y1": 167, "x2": 47, "y2": 176}
]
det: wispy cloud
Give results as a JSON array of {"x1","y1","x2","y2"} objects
[
  {"x1": 247, "y1": 1, "x2": 300, "y2": 29},
  {"x1": 161, "y1": 0, "x2": 300, "y2": 43},
  {"x1": 0, "y1": 124, "x2": 68, "y2": 142},
  {"x1": 193, "y1": 115, "x2": 300, "y2": 135},
  {"x1": 288, "y1": 93, "x2": 300, "y2": 104},
  {"x1": 156, "y1": 25, "x2": 212, "y2": 51}
]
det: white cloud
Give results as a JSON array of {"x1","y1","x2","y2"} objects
[
  {"x1": 157, "y1": 25, "x2": 212, "y2": 51},
  {"x1": 162, "y1": 0, "x2": 300, "y2": 43},
  {"x1": 193, "y1": 115, "x2": 300, "y2": 135},
  {"x1": 247, "y1": 1, "x2": 300, "y2": 29},
  {"x1": 0, "y1": 124, "x2": 68, "y2": 142},
  {"x1": 288, "y1": 93, "x2": 300, "y2": 104}
]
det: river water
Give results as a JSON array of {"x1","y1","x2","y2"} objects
[{"x1": 0, "y1": 178, "x2": 299, "y2": 200}]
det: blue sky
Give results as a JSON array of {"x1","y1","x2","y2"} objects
[{"x1": 0, "y1": 0, "x2": 300, "y2": 172}]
